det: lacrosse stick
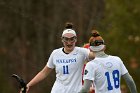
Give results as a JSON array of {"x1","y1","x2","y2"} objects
[{"x1": 12, "y1": 74, "x2": 27, "y2": 93}]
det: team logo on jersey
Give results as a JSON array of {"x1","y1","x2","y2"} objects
[
  {"x1": 105, "y1": 62, "x2": 113, "y2": 68},
  {"x1": 56, "y1": 58, "x2": 76, "y2": 63},
  {"x1": 84, "y1": 69, "x2": 88, "y2": 75}
]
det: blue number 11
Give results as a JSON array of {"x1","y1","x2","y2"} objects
[
  {"x1": 105, "y1": 70, "x2": 120, "y2": 90},
  {"x1": 63, "y1": 65, "x2": 69, "y2": 74}
]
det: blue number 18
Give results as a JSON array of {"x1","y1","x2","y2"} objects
[{"x1": 105, "y1": 70, "x2": 120, "y2": 90}]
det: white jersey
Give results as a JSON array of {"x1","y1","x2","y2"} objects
[
  {"x1": 47, "y1": 47, "x2": 90, "y2": 93},
  {"x1": 83, "y1": 55, "x2": 128, "y2": 93}
]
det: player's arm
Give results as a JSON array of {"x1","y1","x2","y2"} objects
[
  {"x1": 79, "y1": 79, "x2": 92, "y2": 93},
  {"x1": 89, "y1": 52, "x2": 95, "y2": 60},
  {"x1": 122, "y1": 73, "x2": 137, "y2": 93},
  {"x1": 27, "y1": 65, "x2": 53, "y2": 88}
]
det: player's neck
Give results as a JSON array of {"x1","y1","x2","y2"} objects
[{"x1": 95, "y1": 51, "x2": 108, "y2": 58}]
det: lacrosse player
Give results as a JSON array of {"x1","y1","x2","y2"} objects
[
  {"x1": 23, "y1": 22, "x2": 95, "y2": 93},
  {"x1": 80, "y1": 31, "x2": 137, "y2": 93}
]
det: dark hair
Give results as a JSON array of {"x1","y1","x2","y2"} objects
[
  {"x1": 91, "y1": 30, "x2": 100, "y2": 37},
  {"x1": 89, "y1": 30, "x2": 104, "y2": 46},
  {"x1": 65, "y1": 22, "x2": 73, "y2": 29}
]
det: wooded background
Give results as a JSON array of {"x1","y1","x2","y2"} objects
[{"x1": 0, "y1": 0, "x2": 140, "y2": 93}]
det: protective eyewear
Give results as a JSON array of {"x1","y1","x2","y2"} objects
[
  {"x1": 62, "y1": 36, "x2": 77, "y2": 42},
  {"x1": 90, "y1": 40, "x2": 104, "y2": 46}
]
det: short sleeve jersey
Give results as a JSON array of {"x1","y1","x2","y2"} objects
[
  {"x1": 83, "y1": 55, "x2": 128, "y2": 93},
  {"x1": 47, "y1": 47, "x2": 90, "y2": 93}
]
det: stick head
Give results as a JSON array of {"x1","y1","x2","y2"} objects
[{"x1": 12, "y1": 74, "x2": 27, "y2": 93}]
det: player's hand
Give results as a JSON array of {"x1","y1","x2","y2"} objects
[{"x1": 19, "y1": 85, "x2": 29, "y2": 93}]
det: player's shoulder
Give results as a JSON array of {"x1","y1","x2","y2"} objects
[
  {"x1": 85, "y1": 60, "x2": 98, "y2": 70},
  {"x1": 108, "y1": 55, "x2": 123, "y2": 65},
  {"x1": 87, "y1": 59, "x2": 98, "y2": 66},
  {"x1": 109, "y1": 55, "x2": 122, "y2": 61},
  {"x1": 74, "y1": 46, "x2": 89, "y2": 52},
  {"x1": 52, "y1": 47, "x2": 63, "y2": 54}
]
